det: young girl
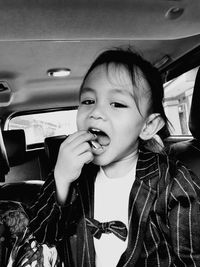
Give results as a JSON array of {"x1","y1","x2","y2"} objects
[{"x1": 29, "y1": 48, "x2": 200, "y2": 266}]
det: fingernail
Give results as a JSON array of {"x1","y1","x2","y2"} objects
[
  {"x1": 88, "y1": 130, "x2": 97, "y2": 139},
  {"x1": 91, "y1": 140, "x2": 101, "y2": 149}
]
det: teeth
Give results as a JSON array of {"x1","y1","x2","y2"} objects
[{"x1": 90, "y1": 128, "x2": 101, "y2": 133}]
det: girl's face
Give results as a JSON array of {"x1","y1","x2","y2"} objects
[{"x1": 77, "y1": 64, "x2": 150, "y2": 166}]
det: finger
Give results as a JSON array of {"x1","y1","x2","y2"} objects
[
  {"x1": 78, "y1": 150, "x2": 94, "y2": 165},
  {"x1": 63, "y1": 130, "x2": 87, "y2": 144},
  {"x1": 59, "y1": 130, "x2": 87, "y2": 151},
  {"x1": 63, "y1": 131, "x2": 96, "y2": 149},
  {"x1": 74, "y1": 141, "x2": 92, "y2": 155}
]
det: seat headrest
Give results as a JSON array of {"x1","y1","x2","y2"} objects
[
  {"x1": 189, "y1": 67, "x2": 200, "y2": 139},
  {"x1": 44, "y1": 135, "x2": 67, "y2": 170},
  {"x1": 0, "y1": 130, "x2": 9, "y2": 178},
  {"x1": 2, "y1": 129, "x2": 26, "y2": 166}
]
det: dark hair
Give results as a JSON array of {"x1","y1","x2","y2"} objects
[{"x1": 80, "y1": 47, "x2": 170, "y2": 141}]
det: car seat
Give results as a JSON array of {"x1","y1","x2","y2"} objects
[
  {"x1": 0, "y1": 129, "x2": 44, "y2": 266},
  {"x1": 2, "y1": 129, "x2": 46, "y2": 182},
  {"x1": 0, "y1": 130, "x2": 9, "y2": 182},
  {"x1": 2, "y1": 129, "x2": 26, "y2": 167},
  {"x1": 168, "y1": 67, "x2": 200, "y2": 178},
  {"x1": 44, "y1": 134, "x2": 67, "y2": 172}
]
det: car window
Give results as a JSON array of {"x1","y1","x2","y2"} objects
[
  {"x1": 163, "y1": 67, "x2": 198, "y2": 136},
  {"x1": 6, "y1": 67, "x2": 198, "y2": 144},
  {"x1": 7, "y1": 109, "x2": 77, "y2": 147}
]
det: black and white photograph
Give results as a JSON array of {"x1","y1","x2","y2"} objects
[{"x1": 0, "y1": 1, "x2": 200, "y2": 266}]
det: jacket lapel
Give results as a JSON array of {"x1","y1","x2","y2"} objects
[
  {"x1": 76, "y1": 163, "x2": 99, "y2": 267},
  {"x1": 118, "y1": 148, "x2": 160, "y2": 266}
]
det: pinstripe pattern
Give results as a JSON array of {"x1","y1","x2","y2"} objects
[{"x1": 29, "y1": 148, "x2": 200, "y2": 266}]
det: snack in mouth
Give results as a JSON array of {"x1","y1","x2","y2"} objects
[{"x1": 89, "y1": 128, "x2": 110, "y2": 150}]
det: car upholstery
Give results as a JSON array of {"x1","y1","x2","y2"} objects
[{"x1": 168, "y1": 67, "x2": 200, "y2": 178}]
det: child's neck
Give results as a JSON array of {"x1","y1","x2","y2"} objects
[{"x1": 102, "y1": 150, "x2": 138, "y2": 179}]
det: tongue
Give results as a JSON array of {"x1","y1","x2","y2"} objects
[{"x1": 97, "y1": 135, "x2": 110, "y2": 146}]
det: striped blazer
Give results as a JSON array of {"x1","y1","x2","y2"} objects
[{"x1": 29, "y1": 147, "x2": 200, "y2": 266}]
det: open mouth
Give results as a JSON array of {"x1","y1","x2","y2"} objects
[{"x1": 88, "y1": 128, "x2": 110, "y2": 151}]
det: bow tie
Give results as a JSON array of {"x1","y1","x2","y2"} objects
[{"x1": 85, "y1": 217, "x2": 128, "y2": 241}]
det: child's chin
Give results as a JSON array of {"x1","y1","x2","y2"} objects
[
  {"x1": 92, "y1": 154, "x2": 112, "y2": 167},
  {"x1": 92, "y1": 155, "x2": 106, "y2": 166}
]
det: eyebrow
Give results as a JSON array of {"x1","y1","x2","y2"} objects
[
  {"x1": 110, "y1": 88, "x2": 134, "y2": 98},
  {"x1": 80, "y1": 87, "x2": 94, "y2": 95},
  {"x1": 80, "y1": 87, "x2": 134, "y2": 98}
]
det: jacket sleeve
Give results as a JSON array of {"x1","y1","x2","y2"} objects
[
  {"x1": 168, "y1": 162, "x2": 200, "y2": 265},
  {"x1": 29, "y1": 172, "x2": 78, "y2": 246}
]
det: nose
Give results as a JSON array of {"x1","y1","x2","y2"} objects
[{"x1": 89, "y1": 103, "x2": 106, "y2": 120}]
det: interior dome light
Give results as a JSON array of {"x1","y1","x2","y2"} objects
[{"x1": 47, "y1": 68, "x2": 71, "y2": 77}]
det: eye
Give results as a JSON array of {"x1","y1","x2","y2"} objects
[
  {"x1": 111, "y1": 102, "x2": 127, "y2": 108},
  {"x1": 81, "y1": 99, "x2": 95, "y2": 105}
]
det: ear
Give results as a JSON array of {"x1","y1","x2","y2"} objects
[{"x1": 139, "y1": 113, "x2": 165, "y2": 140}]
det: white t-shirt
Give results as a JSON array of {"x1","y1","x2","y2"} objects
[{"x1": 94, "y1": 160, "x2": 137, "y2": 267}]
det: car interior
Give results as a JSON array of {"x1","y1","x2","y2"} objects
[{"x1": 0, "y1": 0, "x2": 200, "y2": 265}]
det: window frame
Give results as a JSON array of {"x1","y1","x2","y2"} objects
[{"x1": 4, "y1": 106, "x2": 78, "y2": 150}]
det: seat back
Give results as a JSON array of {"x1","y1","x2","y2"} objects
[
  {"x1": 2, "y1": 129, "x2": 46, "y2": 182},
  {"x1": 0, "y1": 129, "x2": 25, "y2": 182},
  {"x1": 44, "y1": 135, "x2": 67, "y2": 172},
  {"x1": 2, "y1": 129, "x2": 26, "y2": 167},
  {"x1": 0, "y1": 130, "x2": 9, "y2": 181},
  {"x1": 169, "y1": 67, "x2": 200, "y2": 177}
]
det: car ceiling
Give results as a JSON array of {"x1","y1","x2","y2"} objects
[{"x1": 0, "y1": 0, "x2": 200, "y2": 121}]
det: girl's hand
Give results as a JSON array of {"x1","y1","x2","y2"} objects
[{"x1": 54, "y1": 130, "x2": 95, "y2": 203}]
